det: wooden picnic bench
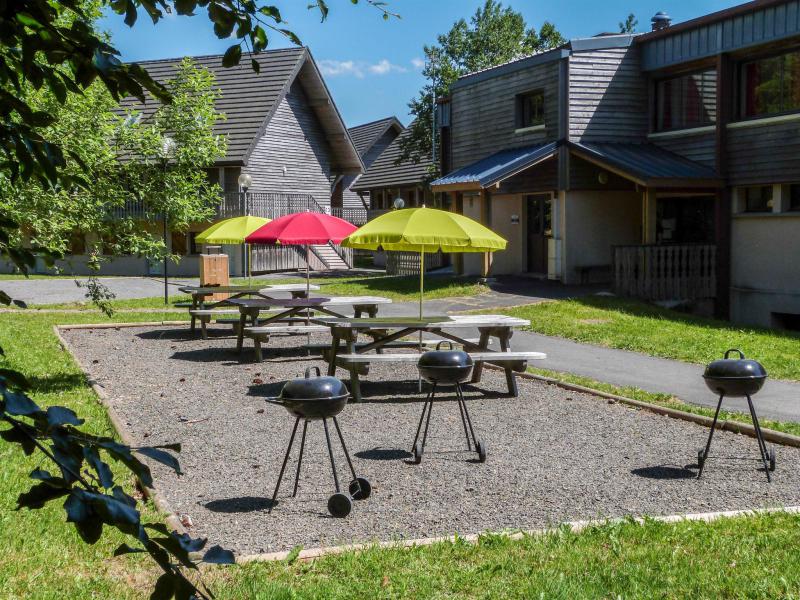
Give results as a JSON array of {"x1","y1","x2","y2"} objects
[
  {"x1": 313, "y1": 315, "x2": 541, "y2": 401},
  {"x1": 243, "y1": 324, "x2": 331, "y2": 362},
  {"x1": 179, "y1": 283, "x2": 321, "y2": 310},
  {"x1": 228, "y1": 296, "x2": 393, "y2": 357}
]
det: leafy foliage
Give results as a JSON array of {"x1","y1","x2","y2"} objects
[
  {"x1": 619, "y1": 13, "x2": 638, "y2": 34},
  {"x1": 0, "y1": 362, "x2": 236, "y2": 599},
  {"x1": 397, "y1": 0, "x2": 565, "y2": 173}
]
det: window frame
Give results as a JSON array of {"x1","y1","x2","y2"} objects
[
  {"x1": 515, "y1": 89, "x2": 545, "y2": 130},
  {"x1": 653, "y1": 68, "x2": 718, "y2": 133},
  {"x1": 742, "y1": 185, "x2": 773, "y2": 213},
  {"x1": 739, "y1": 47, "x2": 800, "y2": 121}
]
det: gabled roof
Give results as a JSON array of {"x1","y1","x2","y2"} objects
[
  {"x1": 351, "y1": 124, "x2": 433, "y2": 191},
  {"x1": 569, "y1": 142, "x2": 722, "y2": 188},
  {"x1": 348, "y1": 116, "x2": 404, "y2": 157},
  {"x1": 431, "y1": 143, "x2": 558, "y2": 191},
  {"x1": 119, "y1": 48, "x2": 363, "y2": 172}
]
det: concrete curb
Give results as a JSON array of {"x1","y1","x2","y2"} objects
[
  {"x1": 53, "y1": 325, "x2": 187, "y2": 536},
  {"x1": 508, "y1": 367, "x2": 800, "y2": 448},
  {"x1": 236, "y1": 505, "x2": 800, "y2": 564}
]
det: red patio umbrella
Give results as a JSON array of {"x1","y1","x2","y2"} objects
[{"x1": 245, "y1": 211, "x2": 357, "y2": 295}]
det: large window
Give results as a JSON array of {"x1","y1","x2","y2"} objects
[
  {"x1": 655, "y1": 70, "x2": 717, "y2": 131},
  {"x1": 742, "y1": 49, "x2": 800, "y2": 118},
  {"x1": 516, "y1": 90, "x2": 545, "y2": 129},
  {"x1": 743, "y1": 185, "x2": 773, "y2": 213}
]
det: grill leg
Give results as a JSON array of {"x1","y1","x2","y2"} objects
[
  {"x1": 332, "y1": 416, "x2": 359, "y2": 481},
  {"x1": 455, "y1": 383, "x2": 480, "y2": 449},
  {"x1": 292, "y1": 420, "x2": 309, "y2": 497},
  {"x1": 322, "y1": 418, "x2": 341, "y2": 493},
  {"x1": 269, "y1": 417, "x2": 301, "y2": 513},
  {"x1": 745, "y1": 394, "x2": 772, "y2": 483},
  {"x1": 455, "y1": 384, "x2": 472, "y2": 451},
  {"x1": 697, "y1": 394, "x2": 724, "y2": 479},
  {"x1": 412, "y1": 384, "x2": 435, "y2": 450},
  {"x1": 419, "y1": 387, "x2": 436, "y2": 454}
]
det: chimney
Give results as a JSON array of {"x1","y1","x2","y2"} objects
[{"x1": 651, "y1": 11, "x2": 672, "y2": 31}]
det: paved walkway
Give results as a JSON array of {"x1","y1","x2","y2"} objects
[{"x1": 1, "y1": 276, "x2": 201, "y2": 305}]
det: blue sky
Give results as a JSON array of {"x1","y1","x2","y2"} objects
[{"x1": 100, "y1": 1, "x2": 736, "y2": 128}]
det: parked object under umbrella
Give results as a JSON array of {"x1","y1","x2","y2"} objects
[
  {"x1": 264, "y1": 367, "x2": 371, "y2": 518},
  {"x1": 245, "y1": 211, "x2": 357, "y2": 297},
  {"x1": 698, "y1": 349, "x2": 774, "y2": 482},
  {"x1": 413, "y1": 342, "x2": 486, "y2": 464},
  {"x1": 195, "y1": 215, "x2": 270, "y2": 284}
]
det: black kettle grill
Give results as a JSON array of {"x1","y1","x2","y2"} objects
[
  {"x1": 412, "y1": 342, "x2": 486, "y2": 464},
  {"x1": 698, "y1": 349, "x2": 774, "y2": 482},
  {"x1": 265, "y1": 367, "x2": 371, "y2": 517}
]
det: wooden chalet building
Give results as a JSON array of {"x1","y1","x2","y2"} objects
[
  {"x1": 55, "y1": 47, "x2": 363, "y2": 277},
  {"x1": 432, "y1": 0, "x2": 800, "y2": 329}
]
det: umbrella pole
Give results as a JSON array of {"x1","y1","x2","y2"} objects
[{"x1": 418, "y1": 250, "x2": 424, "y2": 392}]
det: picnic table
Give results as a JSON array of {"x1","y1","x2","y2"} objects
[
  {"x1": 313, "y1": 314, "x2": 543, "y2": 402},
  {"x1": 180, "y1": 283, "x2": 321, "y2": 309},
  {"x1": 227, "y1": 296, "x2": 393, "y2": 358}
]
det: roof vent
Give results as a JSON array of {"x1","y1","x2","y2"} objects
[{"x1": 651, "y1": 11, "x2": 672, "y2": 31}]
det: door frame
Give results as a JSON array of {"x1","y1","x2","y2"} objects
[{"x1": 524, "y1": 192, "x2": 555, "y2": 276}]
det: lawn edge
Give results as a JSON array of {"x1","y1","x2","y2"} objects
[
  {"x1": 53, "y1": 324, "x2": 188, "y2": 537},
  {"x1": 509, "y1": 367, "x2": 800, "y2": 448},
  {"x1": 237, "y1": 505, "x2": 800, "y2": 564}
]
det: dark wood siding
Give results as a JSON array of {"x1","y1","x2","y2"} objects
[
  {"x1": 244, "y1": 80, "x2": 334, "y2": 208},
  {"x1": 342, "y1": 128, "x2": 398, "y2": 208},
  {"x1": 497, "y1": 159, "x2": 558, "y2": 194},
  {"x1": 449, "y1": 60, "x2": 560, "y2": 170},
  {"x1": 650, "y1": 130, "x2": 717, "y2": 167},
  {"x1": 568, "y1": 47, "x2": 648, "y2": 142},
  {"x1": 569, "y1": 156, "x2": 637, "y2": 190},
  {"x1": 727, "y1": 118, "x2": 800, "y2": 185}
]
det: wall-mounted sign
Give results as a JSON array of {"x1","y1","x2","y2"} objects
[{"x1": 511, "y1": 214, "x2": 520, "y2": 224}]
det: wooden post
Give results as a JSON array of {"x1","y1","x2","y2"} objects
[{"x1": 714, "y1": 52, "x2": 732, "y2": 319}]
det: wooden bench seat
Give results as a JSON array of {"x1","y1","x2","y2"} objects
[
  {"x1": 334, "y1": 351, "x2": 546, "y2": 398},
  {"x1": 243, "y1": 325, "x2": 330, "y2": 362},
  {"x1": 189, "y1": 309, "x2": 242, "y2": 339},
  {"x1": 304, "y1": 338, "x2": 481, "y2": 357}
]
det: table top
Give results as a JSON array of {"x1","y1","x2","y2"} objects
[
  {"x1": 179, "y1": 283, "x2": 321, "y2": 295},
  {"x1": 313, "y1": 314, "x2": 530, "y2": 329},
  {"x1": 227, "y1": 295, "x2": 393, "y2": 309}
]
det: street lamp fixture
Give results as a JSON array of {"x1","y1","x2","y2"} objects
[
  {"x1": 238, "y1": 172, "x2": 252, "y2": 192},
  {"x1": 393, "y1": 196, "x2": 405, "y2": 210},
  {"x1": 161, "y1": 136, "x2": 175, "y2": 305}
]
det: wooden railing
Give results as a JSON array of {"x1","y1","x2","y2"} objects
[
  {"x1": 218, "y1": 192, "x2": 320, "y2": 219},
  {"x1": 613, "y1": 244, "x2": 716, "y2": 301},
  {"x1": 330, "y1": 207, "x2": 368, "y2": 226},
  {"x1": 386, "y1": 252, "x2": 445, "y2": 276}
]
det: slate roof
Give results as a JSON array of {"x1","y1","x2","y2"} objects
[
  {"x1": 119, "y1": 47, "x2": 362, "y2": 171},
  {"x1": 347, "y1": 116, "x2": 403, "y2": 157},
  {"x1": 569, "y1": 142, "x2": 722, "y2": 187},
  {"x1": 351, "y1": 124, "x2": 433, "y2": 190},
  {"x1": 431, "y1": 143, "x2": 558, "y2": 190}
]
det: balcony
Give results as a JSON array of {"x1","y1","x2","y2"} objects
[{"x1": 613, "y1": 244, "x2": 716, "y2": 301}]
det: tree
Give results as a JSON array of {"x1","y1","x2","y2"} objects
[
  {"x1": 619, "y1": 13, "x2": 638, "y2": 33},
  {"x1": 398, "y1": 0, "x2": 565, "y2": 172},
  {"x1": 0, "y1": 58, "x2": 226, "y2": 303}
]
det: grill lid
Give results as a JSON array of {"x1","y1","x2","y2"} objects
[
  {"x1": 280, "y1": 366, "x2": 349, "y2": 401},
  {"x1": 703, "y1": 349, "x2": 767, "y2": 380},
  {"x1": 418, "y1": 341, "x2": 474, "y2": 369}
]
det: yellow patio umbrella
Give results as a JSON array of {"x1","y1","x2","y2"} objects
[
  {"x1": 195, "y1": 215, "x2": 270, "y2": 283},
  {"x1": 341, "y1": 207, "x2": 507, "y2": 319}
]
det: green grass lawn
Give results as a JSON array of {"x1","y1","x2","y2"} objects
[
  {"x1": 500, "y1": 296, "x2": 800, "y2": 381},
  {"x1": 4, "y1": 308, "x2": 800, "y2": 598}
]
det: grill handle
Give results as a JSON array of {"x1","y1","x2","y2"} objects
[
  {"x1": 435, "y1": 341, "x2": 455, "y2": 351},
  {"x1": 304, "y1": 366, "x2": 321, "y2": 379},
  {"x1": 264, "y1": 397, "x2": 285, "y2": 406},
  {"x1": 724, "y1": 348, "x2": 745, "y2": 360}
]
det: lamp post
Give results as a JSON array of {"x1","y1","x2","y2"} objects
[
  {"x1": 237, "y1": 172, "x2": 253, "y2": 280},
  {"x1": 161, "y1": 136, "x2": 176, "y2": 305}
]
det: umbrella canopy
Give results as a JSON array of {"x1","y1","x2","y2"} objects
[
  {"x1": 342, "y1": 207, "x2": 507, "y2": 319},
  {"x1": 245, "y1": 212, "x2": 357, "y2": 245},
  {"x1": 245, "y1": 212, "x2": 358, "y2": 296},
  {"x1": 196, "y1": 215, "x2": 270, "y2": 245},
  {"x1": 341, "y1": 207, "x2": 506, "y2": 253}
]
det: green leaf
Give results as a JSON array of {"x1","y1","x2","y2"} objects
[
  {"x1": 17, "y1": 482, "x2": 71, "y2": 509},
  {"x1": 46, "y1": 406, "x2": 84, "y2": 427},
  {"x1": 135, "y1": 446, "x2": 183, "y2": 475},
  {"x1": 221, "y1": 44, "x2": 242, "y2": 68},
  {"x1": 3, "y1": 389, "x2": 42, "y2": 416},
  {"x1": 83, "y1": 445, "x2": 114, "y2": 489}
]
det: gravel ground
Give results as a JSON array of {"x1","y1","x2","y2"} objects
[{"x1": 62, "y1": 324, "x2": 800, "y2": 556}]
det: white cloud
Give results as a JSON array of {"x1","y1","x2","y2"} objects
[
  {"x1": 319, "y1": 58, "x2": 407, "y2": 78},
  {"x1": 411, "y1": 57, "x2": 425, "y2": 70}
]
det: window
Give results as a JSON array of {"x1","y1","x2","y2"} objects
[
  {"x1": 188, "y1": 232, "x2": 200, "y2": 255},
  {"x1": 516, "y1": 90, "x2": 545, "y2": 129},
  {"x1": 742, "y1": 49, "x2": 800, "y2": 118},
  {"x1": 171, "y1": 231, "x2": 188, "y2": 256},
  {"x1": 655, "y1": 70, "x2": 717, "y2": 131},
  {"x1": 743, "y1": 185, "x2": 773, "y2": 212},
  {"x1": 789, "y1": 184, "x2": 800, "y2": 211}
]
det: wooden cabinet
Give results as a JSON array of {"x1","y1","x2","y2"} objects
[{"x1": 199, "y1": 253, "x2": 230, "y2": 301}]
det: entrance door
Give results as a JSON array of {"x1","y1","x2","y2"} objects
[{"x1": 526, "y1": 194, "x2": 551, "y2": 274}]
